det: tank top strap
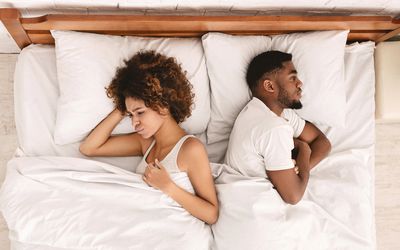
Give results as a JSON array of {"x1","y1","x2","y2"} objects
[
  {"x1": 170, "y1": 135, "x2": 196, "y2": 157},
  {"x1": 142, "y1": 140, "x2": 156, "y2": 160},
  {"x1": 163, "y1": 135, "x2": 195, "y2": 173}
]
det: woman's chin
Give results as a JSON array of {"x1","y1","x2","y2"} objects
[{"x1": 140, "y1": 133, "x2": 152, "y2": 139}]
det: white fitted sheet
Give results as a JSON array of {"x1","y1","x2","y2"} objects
[{"x1": 7, "y1": 42, "x2": 376, "y2": 249}]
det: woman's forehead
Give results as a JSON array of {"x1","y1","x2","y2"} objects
[{"x1": 125, "y1": 97, "x2": 145, "y2": 110}]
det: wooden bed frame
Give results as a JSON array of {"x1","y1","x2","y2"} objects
[{"x1": 1, "y1": 8, "x2": 400, "y2": 50}]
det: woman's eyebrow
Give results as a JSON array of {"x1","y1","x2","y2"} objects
[{"x1": 131, "y1": 107, "x2": 144, "y2": 112}]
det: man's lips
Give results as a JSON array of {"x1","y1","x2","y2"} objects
[{"x1": 297, "y1": 89, "x2": 302, "y2": 98}]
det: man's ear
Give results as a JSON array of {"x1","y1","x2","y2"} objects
[{"x1": 262, "y1": 79, "x2": 275, "y2": 93}]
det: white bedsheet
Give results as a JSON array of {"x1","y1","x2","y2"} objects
[
  {"x1": 0, "y1": 156, "x2": 212, "y2": 250},
  {"x1": 3, "y1": 42, "x2": 376, "y2": 249}
]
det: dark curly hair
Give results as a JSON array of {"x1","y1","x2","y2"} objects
[{"x1": 106, "y1": 50, "x2": 194, "y2": 124}]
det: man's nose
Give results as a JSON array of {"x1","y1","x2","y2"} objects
[{"x1": 297, "y1": 79, "x2": 303, "y2": 88}]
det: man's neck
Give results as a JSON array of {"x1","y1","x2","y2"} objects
[{"x1": 256, "y1": 96, "x2": 284, "y2": 116}]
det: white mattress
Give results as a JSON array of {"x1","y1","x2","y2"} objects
[{"x1": 2, "y1": 42, "x2": 376, "y2": 249}]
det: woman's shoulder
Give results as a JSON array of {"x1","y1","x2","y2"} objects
[
  {"x1": 182, "y1": 135, "x2": 205, "y2": 148},
  {"x1": 177, "y1": 136, "x2": 209, "y2": 172},
  {"x1": 180, "y1": 136, "x2": 208, "y2": 161}
]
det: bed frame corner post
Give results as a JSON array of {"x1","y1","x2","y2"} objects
[
  {"x1": 376, "y1": 17, "x2": 400, "y2": 43},
  {"x1": 0, "y1": 8, "x2": 31, "y2": 49}
]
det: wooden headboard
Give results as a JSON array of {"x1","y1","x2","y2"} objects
[{"x1": 1, "y1": 8, "x2": 400, "y2": 50}]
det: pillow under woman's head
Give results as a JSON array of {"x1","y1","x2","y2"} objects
[{"x1": 51, "y1": 30, "x2": 210, "y2": 145}]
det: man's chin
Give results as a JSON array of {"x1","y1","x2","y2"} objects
[{"x1": 290, "y1": 101, "x2": 303, "y2": 110}]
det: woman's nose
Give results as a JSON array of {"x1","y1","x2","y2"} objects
[{"x1": 132, "y1": 116, "x2": 139, "y2": 126}]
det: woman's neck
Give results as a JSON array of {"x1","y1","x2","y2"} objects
[{"x1": 153, "y1": 116, "x2": 186, "y2": 148}]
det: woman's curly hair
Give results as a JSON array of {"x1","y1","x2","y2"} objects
[{"x1": 106, "y1": 50, "x2": 194, "y2": 124}]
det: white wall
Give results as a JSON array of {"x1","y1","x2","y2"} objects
[
  {"x1": 1, "y1": 0, "x2": 400, "y2": 53},
  {"x1": 375, "y1": 41, "x2": 400, "y2": 122}
]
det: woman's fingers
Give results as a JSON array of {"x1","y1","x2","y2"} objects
[{"x1": 154, "y1": 159, "x2": 163, "y2": 169}]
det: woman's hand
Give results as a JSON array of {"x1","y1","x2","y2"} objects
[
  {"x1": 143, "y1": 159, "x2": 174, "y2": 192},
  {"x1": 112, "y1": 108, "x2": 126, "y2": 119}
]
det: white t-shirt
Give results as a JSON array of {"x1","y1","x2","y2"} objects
[{"x1": 225, "y1": 97, "x2": 305, "y2": 178}]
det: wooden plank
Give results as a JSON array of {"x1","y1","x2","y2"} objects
[
  {"x1": 3, "y1": 8, "x2": 400, "y2": 47},
  {"x1": 21, "y1": 15, "x2": 400, "y2": 33},
  {"x1": 0, "y1": 8, "x2": 31, "y2": 49},
  {"x1": 26, "y1": 30, "x2": 387, "y2": 45}
]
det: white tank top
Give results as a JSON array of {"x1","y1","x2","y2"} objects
[{"x1": 136, "y1": 135, "x2": 195, "y2": 195}]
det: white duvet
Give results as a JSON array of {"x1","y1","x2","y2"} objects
[
  {"x1": 0, "y1": 157, "x2": 212, "y2": 250},
  {"x1": 212, "y1": 147, "x2": 375, "y2": 250},
  {"x1": 0, "y1": 147, "x2": 374, "y2": 250}
]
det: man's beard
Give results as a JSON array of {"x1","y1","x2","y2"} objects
[{"x1": 278, "y1": 87, "x2": 303, "y2": 110}]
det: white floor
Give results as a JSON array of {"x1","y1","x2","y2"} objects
[{"x1": 0, "y1": 54, "x2": 399, "y2": 249}]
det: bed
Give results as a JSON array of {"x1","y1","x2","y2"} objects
[{"x1": 0, "y1": 8, "x2": 398, "y2": 250}]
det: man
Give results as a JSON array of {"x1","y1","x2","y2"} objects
[{"x1": 225, "y1": 51, "x2": 331, "y2": 205}]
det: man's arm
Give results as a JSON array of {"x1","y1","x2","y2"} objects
[
  {"x1": 298, "y1": 121, "x2": 331, "y2": 169},
  {"x1": 266, "y1": 140, "x2": 311, "y2": 205}
]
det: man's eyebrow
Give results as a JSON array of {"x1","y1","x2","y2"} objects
[{"x1": 289, "y1": 69, "x2": 297, "y2": 74}]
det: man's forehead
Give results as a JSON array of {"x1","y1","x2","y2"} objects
[{"x1": 281, "y1": 61, "x2": 297, "y2": 73}]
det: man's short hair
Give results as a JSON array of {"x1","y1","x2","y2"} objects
[{"x1": 246, "y1": 51, "x2": 292, "y2": 93}]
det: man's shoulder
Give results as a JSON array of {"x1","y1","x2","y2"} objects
[{"x1": 233, "y1": 106, "x2": 288, "y2": 137}]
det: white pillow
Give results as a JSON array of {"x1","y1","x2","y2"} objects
[
  {"x1": 51, "y1": 30, "x2": 210, "y2": 145},
  {"x1": 203, "y1": 30, "x2": 348, "y2": 144},
  {"x1": 202, "y1": 33, "x2": 272, "y2": 144},
  {"x1": 271, "y1": 30, "x2": 349, "y2": 128}
]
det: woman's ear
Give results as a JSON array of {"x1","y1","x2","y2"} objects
[
  {"x1": 262, "y1": 79, "x2": 275, "y2": 93},
  {"x1": 159, "y1": 106, "x2": 170, "y2": 116}
]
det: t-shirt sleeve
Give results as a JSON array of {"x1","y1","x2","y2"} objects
[
  {"x1": 255, "y1": 125, "x2": 295, "y2": 171},
  {"x1": 282, "y1": 109, "x2": 306, "y2": 138}
]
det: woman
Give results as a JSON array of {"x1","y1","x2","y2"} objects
[{"x1": 79, "y1": 50, "x2": 218, "y2": 224}]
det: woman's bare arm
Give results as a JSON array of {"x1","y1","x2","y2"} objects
[{"x1": 79, "y1": 109, "x2": 143, "y2": 157}]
